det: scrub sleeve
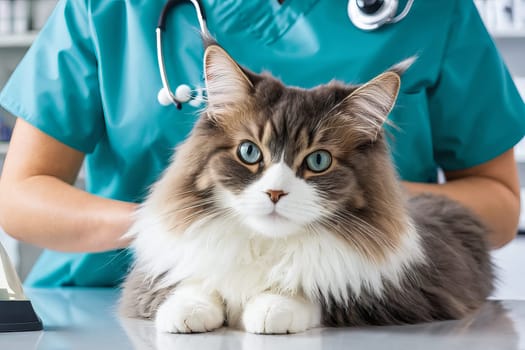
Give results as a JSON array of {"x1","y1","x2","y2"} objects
[
  {"x1": 428, "y1": 0, "x2": 525, "y2": 171},
  {"x1": 0, "y1": 0, "x2": 131, "y2": 287},
  {"x1": 0, "y1": 0, "x2": 103, "y2": 152}
]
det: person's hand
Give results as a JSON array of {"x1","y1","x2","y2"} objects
[
  {"x1": 0, "y1": 119, "x2": 139, "y2": 252},
  {"x1": 398, "y1": 149, "x2": 520, "y2": 248}
]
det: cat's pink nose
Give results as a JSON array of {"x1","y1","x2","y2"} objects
[{"x1": 265, "y1": 190, "x2": 288, "y2": 203}]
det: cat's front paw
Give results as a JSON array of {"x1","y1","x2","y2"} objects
[
  {"x1": 155, "y1": 292, "x2": 224, "y2": 333},
  {"x1": 242, "y1": 293, "x2": 320, "y2": 334}
]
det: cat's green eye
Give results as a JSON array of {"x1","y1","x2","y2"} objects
[
  {"x1": 237, "y1": 141, "x2": 262, "y2": 165},
  {"x1": 305, "y1": 150, "x2": 332, "y2": 173}
]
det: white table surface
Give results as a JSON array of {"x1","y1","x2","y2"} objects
[
  {"x1": 1, "y1": 287, "x2": 525, "y2": 350},
  {"x1": 491, "y1": 235, "x2": 525, "y2": 300}
]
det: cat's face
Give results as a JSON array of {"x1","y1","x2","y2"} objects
[{"x1": 173, "y1": 46, "x2": 401, "y2": 240}]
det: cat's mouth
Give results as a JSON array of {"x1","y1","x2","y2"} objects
[
  {"x1": 245, "y1": 208, "x2": 304, "y2": 238},
  {"x1": 267, "y1": 211, "x2": 285, "y2": 220},
  {"x1": 261, "y1": 209, "x2": 293, "y2": 226}
]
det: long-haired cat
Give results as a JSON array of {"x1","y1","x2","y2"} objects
[{"x1": 120, "y1": 44, "x2": 493, "y2": 334}]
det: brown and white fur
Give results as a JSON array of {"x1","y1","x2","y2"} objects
[{"x1": 120, "y1": 45, "x2": 493, "y2": 334}]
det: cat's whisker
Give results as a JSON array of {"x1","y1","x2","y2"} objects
[
  {"x1": 165, "y1": 207, "x2": 223, "y2": 230},
  {"x1": 280, "y1": 204, "x2": 332, "y2": 219},
  {"x1": 179, "y1": 207, "x2": 224, "y2": 222},
  {"x1": 312, "y1": 219, "x2": 378, "y2": 259},
  {"x1": 307, "y1": 220, "x2": 370, "y2": 256},
  {"x1": 157, "y1": 189, "x2": 209, "y2": 197},
  {"x1": 169, "y1": 200, "x2": 217, "y2": 212},
  {"x1": 319, "y1": 212, "x2": 381, "y2": 242},
  {"x1": 161, "y1": 198, "x2": 219, "y2": 214},
  {"x1": 323, "y1": 211, "x2": 398, "y2": 255},
  {"x1": 325, "y1": 211, "x2": 381, "y2": 240}
]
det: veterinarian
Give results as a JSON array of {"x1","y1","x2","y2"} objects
[{"x1": 0, "y1": 0, "x2": 524, "y2": 287}]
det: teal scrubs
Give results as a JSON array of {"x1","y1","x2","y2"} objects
[{"x1": 1, "y1": 0, "x2": 524, "y2": 287}]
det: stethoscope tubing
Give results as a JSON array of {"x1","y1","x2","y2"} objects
[
  {"x1": 156, "y1": 0, "x2": 208, "y2": 109},
  {"x1": 157, "y1": 0, "x2": 208, "y2": 32},
  {"x1": 156, "y1": 0, "x2": 414, "y2": 108},
  {"x1": 389, "y1": 0, "x2": 414, "y2": 24}
]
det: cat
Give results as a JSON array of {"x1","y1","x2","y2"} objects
[{"x1": 119, "y1": 43, "x2": 494, "y2": 334}]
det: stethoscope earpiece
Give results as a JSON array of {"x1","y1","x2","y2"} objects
[
  {"x1": 157, "y1": 84, "x2": 196, "y2": 108},
  {"x1": 174, "y1": 84, "x2": 192, "y2": 103},
  {"x1": 157, "y1": 87, "x2": 173, "y2": 106},
  {"x1": 156, "y1": 0, "x2": 208, "y2": 109}
]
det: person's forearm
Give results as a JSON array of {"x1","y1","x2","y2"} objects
[
  {"x1": 0, "y1": 175, "x2": 136, "y2": 252},
  {"x1": 403, "y1": 177, "x2": 520, "y2": 248}
]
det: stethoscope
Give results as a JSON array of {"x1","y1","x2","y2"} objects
[{"x1": 156, "y1": 0, "x2": 415, "y2": 109}]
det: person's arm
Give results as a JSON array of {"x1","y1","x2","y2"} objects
[
  {"x1": 0, "y1": 119, "x2": 136, "y2": 252},
  {"x1": 403, "y1": 148, "x2": 520, "y2": 249}
]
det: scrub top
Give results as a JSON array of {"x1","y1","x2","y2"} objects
[{"x1": 1, "y1": 0, "x2": 524, "y2": 287}]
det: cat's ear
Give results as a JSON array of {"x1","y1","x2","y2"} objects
[
  {"x1": 387, "y1": 56, "x2": 416, "y2": 77},
  {"x1": 204, "y1": 45, "x2": 254, "y2": 116},
  {"x1": 341, "y1": 71, "x2": 401, "y2": 141}
]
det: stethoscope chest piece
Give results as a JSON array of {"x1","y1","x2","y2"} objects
[
  {"x1": 347, "y1": 0, "x2": 414, "y2": 31},
  {"x1": 348, "y1": 0, "x2": 397, "y2": 31}
]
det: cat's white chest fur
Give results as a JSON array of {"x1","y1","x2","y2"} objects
[{"x1": 131, "y1": 213, "x2": 423, "y2": 327}]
